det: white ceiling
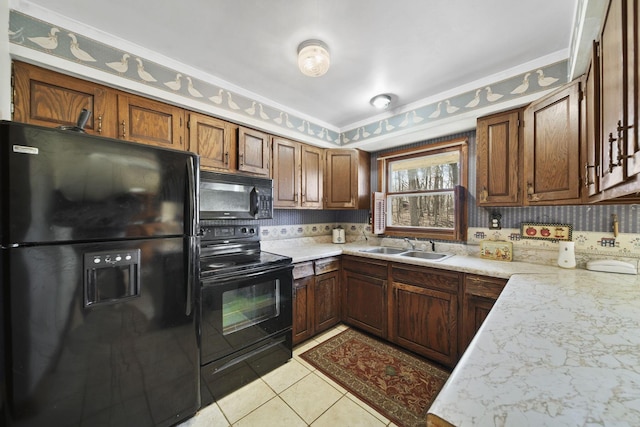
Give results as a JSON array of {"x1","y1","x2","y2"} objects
[{"x1": 20, "y1": 0, "x2": 580, "y2": 131}]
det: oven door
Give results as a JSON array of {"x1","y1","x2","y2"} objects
[{"x1": 200, "y1": 264, "x2": 293, "y2": 365}]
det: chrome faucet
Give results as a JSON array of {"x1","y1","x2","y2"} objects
[{"x1": 403, "y1": 238, "x2": 416, "y2": 250}]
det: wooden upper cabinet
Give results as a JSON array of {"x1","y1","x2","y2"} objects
[
  {"x1": 272, "y1": 137, "x2": 323, "y2": 209},
  {"x1": 273, "y1": 137, "x2": 300, "y2": 207},
  {"x1": 12, "y1": 61, "x2": 116, "y2": 137},
  {"x1": 583, "y1": 41, "x2": 602, "y2": 201},
  {"x1": 117, "y1": 93, "x2": 185, "y2": 150},
  {"x1": 237, "y1": 126, "x2": 270, "y2": 176},
  {"x1": 325, "y1": 149, "x2": 370, "y2": 209},
  {"x1": 600, "y1": 0, "x2": 628, "y2": 190},
  {"x1": 627, "y1": 0, "x2": 640, "y2": 177},
  {"x1": 476, "y1": 109, "x2": 523, "y2": 206},
  {"x1": 301, "y1": 144, "x2": 324, "y2": 208},
  {"x1": 188, "y1": 113, "x2": 237, "y2": 172},
  {"x1": 523, "y1": 80, "x2": 582, "y2": 205}
]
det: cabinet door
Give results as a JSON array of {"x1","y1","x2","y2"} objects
[
  {"x1": 293, "y1": 275, "x2": 314, "y2": 345},
  {"x1": 390, "y1": 265, "x2": 460, "y2": 367},
  {"x1": 301, "y1": 145, "x2": 324, "y2": 208},
  {"x1": 12, "y1": 61, "x2": 116, "y2": 137},
  {"x1": 523, "y1": 81, "x2": 581, "y2": 204},
  {"x1": 461, "y1": 275, "x2": 506, "y2": 352},
  {"x1": 238, "y1": 127, "x2": 270, "y2": 176},
  {"x1": 626, "y1": 0, "x2": 640, "y2": 177},
  {"x1": 273, "y1": 137, "x2": 301, "y2": 208},
  {"x1": 342, "y1": 269, "x2": 387, "y2": 338},
  {"x1": 188, "y1": 113, "x2": 236, "y2": 172},
  {"x1": 583, "y1": 42, "x2": 602, "y2": 200},
  {"x1": 476, "y1": 109, "x2": 523, "y2": 206},
  {"x1": 314, "y1": 270, "x2": 340, "y2": 333},
  {"x1": 325, "y1": 149, "x2": 357, "y2": 208},
  {"x1": 600, "y1": 0, "x2": 625, "y2": 189},
  {"x1": 117, "y1": 93, "x2": 185, "y2": 150}
]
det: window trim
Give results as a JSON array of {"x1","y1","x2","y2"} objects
[{"x1": 375, "y1": 137, "x2": 468, "y2": 241}]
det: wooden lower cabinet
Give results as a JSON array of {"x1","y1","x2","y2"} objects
[
  {"x1": 461, "y1": 274, "x2": 507, "y2": 352},
  {"x1": 293, "y1": 269, "x2": 315, "y2": 345},
  {"x1": 292, "y1": 258, "x2": 341, "y2": 345},
  {"x1": 341, "y1": 256, "x2": 387, "y2": 338},
  {"x1": 389, "y1": 264, "x2": 461, "y2": 368}
]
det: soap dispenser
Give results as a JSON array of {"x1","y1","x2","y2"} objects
[{"x1": 557, "y1": 241, "x2": 576, "y2": 269}]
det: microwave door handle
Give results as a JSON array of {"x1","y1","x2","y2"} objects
[{"x1": 250, "y1": 187, "x2": 259, "y2": 217}]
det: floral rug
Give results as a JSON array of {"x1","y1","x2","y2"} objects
[{"x1": 300, "y1": 329, "x2": 450, "y2": 427}]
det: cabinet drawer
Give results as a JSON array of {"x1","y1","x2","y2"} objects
[
  {"x1": 464, "y1": 275, "x2": 507, "y2": 299},
  {"x1": 391, "y1": 264, "x2": 460, "y2": 293},
  {"x1": 342, "y1": 256, "x2": 387, "y2": 278},
  {"x1": 293, "y1": 261, "x2": 314, "y2": 279},
  {"x1": 315, "y1": 257, "x2": 340, "y2": 275}
]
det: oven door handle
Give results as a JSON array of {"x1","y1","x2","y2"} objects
[{"x1": 203, "y1": 264, "x2": 292, "y2": 285}]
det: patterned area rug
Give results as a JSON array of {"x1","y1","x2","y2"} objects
[{"x1": 301, "y1": 329, "x2": 450, "y2": 427}]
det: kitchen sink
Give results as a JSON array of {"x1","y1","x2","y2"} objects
[
  {"x1": 359, "y1": 247, "x2": 407, "y2": 255},
  {"x1": 398, "y1": 251, "x2": 453, "y2": 261}
]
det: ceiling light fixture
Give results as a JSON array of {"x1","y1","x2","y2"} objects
[
  {"x1": 297, "y1": 39, "x2": 330, "y2": 77},
  {"x1": 370, "y1": 94, "x2": 392, "y2": 109}
]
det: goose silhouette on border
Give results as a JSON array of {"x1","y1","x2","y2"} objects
[
  {"x1": 135, "y1": 58, "x2": 157, "y2": 82},
  {"x1": 28, "y1": 27, "x2": 59, "y2": 51},
  {"x1": 106, "y1": 53, "x2": 130, "y2": 74},
  {"x1": 68, "y1": 33, "x2": 96, "y2": 62}
]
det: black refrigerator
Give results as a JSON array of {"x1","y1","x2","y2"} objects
[{"x1": 0, "y1": 121, "x2": 200, "y2": 427}]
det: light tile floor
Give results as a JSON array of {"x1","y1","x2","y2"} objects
[{"x1": 180, "y1": 324, "x2": 399, "y2": 426}]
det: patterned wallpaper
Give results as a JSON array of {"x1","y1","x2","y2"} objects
[{"x1": 8, "y1": 10, "x2": 568, "y2": 147}]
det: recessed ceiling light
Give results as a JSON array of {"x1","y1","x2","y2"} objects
[{"x1": 370, "y1": 94, "x2": 392, "y2": 109}]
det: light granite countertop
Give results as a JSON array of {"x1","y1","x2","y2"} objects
[
  {"x1": 262, "y1": 239, "x2": 640, "y2": 426},
  {"x1": 428, "y1": 270, "x2": 640, "y2": 426},
  {"x1": 262, "y1": 240, "x2": 553, "y2": 279}
]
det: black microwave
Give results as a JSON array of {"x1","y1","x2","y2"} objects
[{"x1": 200, "y1": 171, "x2": 273, "y2": 220}]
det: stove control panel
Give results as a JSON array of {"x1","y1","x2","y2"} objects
[{"x1": 201, "y1": 225, "x2": 259, "y2": 242}]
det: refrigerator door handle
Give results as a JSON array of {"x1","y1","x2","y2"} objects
[
  {"x1": 186, "y1": 237, "x2": 198, "y2": 316},
  {"x1": 187, "y1": 156, "x2": 198, "y2": 236}
]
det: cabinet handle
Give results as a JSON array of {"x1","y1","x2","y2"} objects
[
  {"x1": 608, "y1": 132, "x2": 618, "y2": 173},
  {"x1": 224, "y1": 152, "x2": 229, "y2": 165},
  {"x1": 480, "y1": 186, "x2": 488, "y2": 203},
  {"x1": 615, "y1": 121, "x2": 633, "y2": 164},
  {"x1": 121, "y1": 120, "x2": 127, "y2": 139},
  {"x1": 294, "y1": 193, "x2": 298, "y2": 203},
  {"x1": 239, "y1": 153, "x2": 244, "y2": 166},
  {"x1": 526, "y1": 182, "x2": 540, "y2": 202},
  {"x1": 584, "y1": 162, "x2": 595, "y2": 188},
  {"x1": 302, "y1": 193, "x2": 306, "y2": 203},
  {"x1": 97, "y1": 114, "x2": 103, "y2": 134}
]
